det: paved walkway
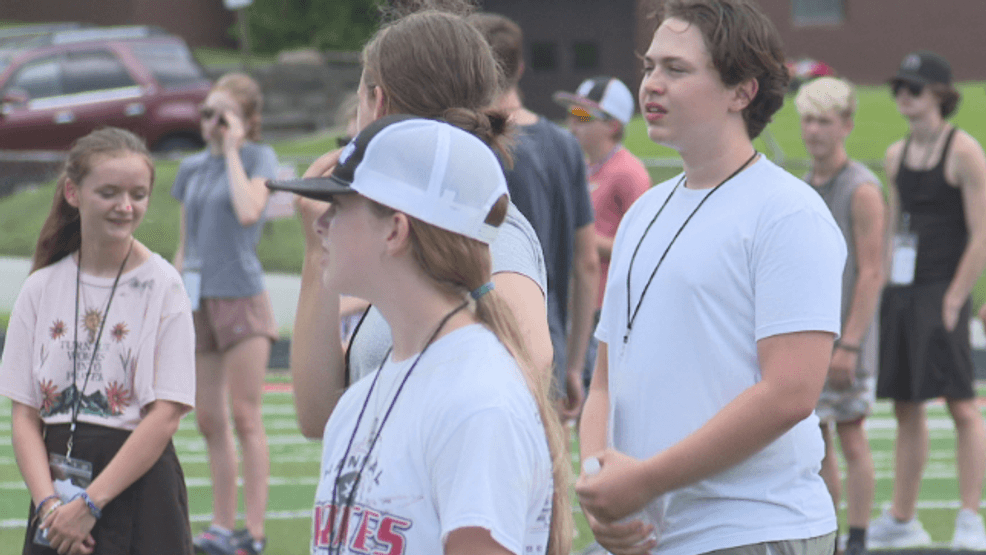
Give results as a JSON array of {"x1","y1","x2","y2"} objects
[{"x1": 0, "y1": 256, "x2": 302, "y2": 334}]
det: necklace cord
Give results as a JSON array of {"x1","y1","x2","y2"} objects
[
  {"x1": 624, "y1": 151, "x2": 758, "y2": 344},
  {"x1": 326, "y1": 300, "x2": 469, "y2": 553},
  {"x1": 68, "y1": 239, "x2": 134, "y2": 458}
]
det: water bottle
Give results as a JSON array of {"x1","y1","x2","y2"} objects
[{"x1": 582, "y1": 456, "x2": 658, "y2": 546}]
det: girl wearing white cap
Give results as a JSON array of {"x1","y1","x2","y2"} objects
[{"x1": 269, "y1": 115, "x2": 569, "y2": 555}]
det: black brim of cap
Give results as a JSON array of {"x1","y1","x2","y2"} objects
[{"x1": 265, "y1": 176, "x2": 356, "y2": 202}]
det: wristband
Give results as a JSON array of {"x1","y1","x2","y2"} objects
[
  {"x1": 34, "y1": 494, "x2": 59, "y2": 518},
  {"x1": 835, "y1": 341, "x2": 861, "y2": 353},
  {"x1": 70, "y1": 491, "x2": 102, "y2": 520},
  {"x1": 41, "y1": 500, "x2": 62, "y2": 523}
]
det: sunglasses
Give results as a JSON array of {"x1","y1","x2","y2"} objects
[
  {"x1": 569, "y1": 105, "x2": 603, "y2": 123},
  {"x1": 199, "y1": 106, "x2": 228, "y2": 126},
  {"x1": 892, "y1": 81, "x2": 924, "y2": 97}
]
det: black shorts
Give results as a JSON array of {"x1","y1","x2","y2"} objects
[
  {"x1": 877, "y1": 281, "x2": 974, "y2": 402},
  {"x1": 23, "y1": 422, "x2": 193, "y2": 555}
]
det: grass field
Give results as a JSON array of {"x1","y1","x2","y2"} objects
[
  {"x1": 1, "y1": 81, "x2": 984, "y2": 278},
  {"x1": 1, "y1": 380, "x2": 985, "y2": 553}
]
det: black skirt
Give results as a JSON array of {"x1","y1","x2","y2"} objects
[
  {"x1": 23, "y1": 422, "x2": 193, "y2": 555},
  {"x1": 877, "y1": 281, "x2": 974, "y2": 402}
]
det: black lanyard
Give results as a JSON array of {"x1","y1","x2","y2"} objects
[
  {"x1": 623, "y1": 151, "x2": 758, "y2": 345},
  {"x1": 326, "y1": 301, "x2": 468, "y2": 553},
  {"x1": 67, "y1": 240, "x2": 134, "y2": 458}
]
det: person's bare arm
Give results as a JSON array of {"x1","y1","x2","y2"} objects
[
  {"x1": 490, "y1": 272, "x2": 553, "y2": 379},
  {"x1": 576, "y1": 342, "x2": 658, "y2": 555},
  {"x1": 577, "y1": 330, "x2": 833, "y2": 522},
  {"x1": 11, "y1": 402, "x2": 58, "y2": 517},
  {"x1": 174, "y1": 207, "x2": 186, "y2": 273},
  {"x1": 596, "y1": 232, "x2": 616, "y2": 264},
  {"x1": 828, "y1": 182, "x2": 886, "y2": 388},
  {"x1": 445, "y1": 527, "x2": 513, "y2": 555},
  {"x1": 223, "y1": 112, "x2": 268, "y2": 226},
  {"x1": 943, "y1": 132, "x2": 986, "y2": 330},
  {"x1": 288, "y1": 150, "x2": 347, "y2": 439},
  {"x1": 562, "y1": 224, "x2": 600, "y2": 419}
]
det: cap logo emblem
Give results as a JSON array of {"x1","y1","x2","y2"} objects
[
  {"x1": 902, "y1": 54, "x2": 921, "y2": 71},
  {"x1": 339, "y1": 141, "x2": 357, "y2": 166}
]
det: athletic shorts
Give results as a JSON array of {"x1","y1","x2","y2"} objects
[
  {"x1": 815, "y1": 366, "x2": 875, "y2": 424},
  {"x1": 24, "y1": 422, "x2": 193, "y2": 555},
  {"x1": 877, "y1": 282, "x2": 974, "y2": 402},
  {"x1": 193, "y1": 291, "x2": 279, "y2": 353},
  {"x1": 701, "y1": 533, "x2": 835, "y2": 555}
]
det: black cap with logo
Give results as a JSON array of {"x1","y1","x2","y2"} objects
[{"x1": 890, "y1": 51, "x2": 952, "y2": 87}]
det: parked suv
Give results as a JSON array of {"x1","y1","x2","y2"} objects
[{"x1": 0, "y1": 25, "x2": 210, "y2": 152}]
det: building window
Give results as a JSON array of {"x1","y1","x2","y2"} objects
[
  {"x1": 573, "y1": 42, "x2": 599, "y2": 70},
  {"x1": 792, "y1": 0, "x2": 844, "y2": 25},
  {"x1": 530, "y1": 42, "x2": 557, "y2": 71}
]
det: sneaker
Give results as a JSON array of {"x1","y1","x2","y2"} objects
[
  {"x1": 233, "y1": 530, "x2": 266, "y2": 555},
  {"x1": 193, "y1": 525, "x2": 239, "y2": 555},
  {"x1": 952, "y1": 508, "x2": 986, "y2": 550},
  {"x1": 866, "y1": 508, "x2": 931, "y2": 548}
]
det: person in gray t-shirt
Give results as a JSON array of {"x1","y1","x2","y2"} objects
[
  {"x1": 171, "y1": 73, "x2": 279, "y2": 554},
  {"x1": 797, "y1": 76, "x2": 885, "y2": 555}
]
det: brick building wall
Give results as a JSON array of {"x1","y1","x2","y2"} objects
[{"x1": 0, "y1": 0, "x2": 236, "y2": 48}]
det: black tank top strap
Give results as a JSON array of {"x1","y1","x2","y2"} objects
[
  {"x1": 897, "y1": 135, "x2": 913, "y2": 176},
  {"x1": 936, "y1": 126, "x2": 959, "y2": 173}
]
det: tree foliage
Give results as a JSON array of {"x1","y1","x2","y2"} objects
[{"x1": 244, "y1": 0, "x2": 384, "y2": 55}]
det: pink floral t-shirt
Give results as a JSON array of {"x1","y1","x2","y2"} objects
[{"x1": 0, "y1": 252, "x2": 195, "y2": 430}]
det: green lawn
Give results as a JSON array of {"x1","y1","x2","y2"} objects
[
  {"x1": 0, "y1": 81, "x2": 984, "y2": 282},
  {"x1": 1, "y1": 383, "x2": 984, "y2": 553}
]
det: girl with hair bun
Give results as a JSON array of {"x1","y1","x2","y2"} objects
[
  {"x1": 1, "y1": 127, "x2": 196, "y2": 555},
  {"x1": 284, "y1": 2, "x2": 568, "y2": 554}
]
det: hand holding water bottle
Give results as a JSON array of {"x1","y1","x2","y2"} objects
[{"x1": 576, "y1": 450, "x2": 658, "y2": 553}]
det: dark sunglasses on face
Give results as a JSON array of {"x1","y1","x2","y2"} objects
[
  {"x1": 892, "y1": 81, "x2": 924, "y2": 97},
  {"x1": 199, "y1": 106, "x2": 228, "y2": 126}
]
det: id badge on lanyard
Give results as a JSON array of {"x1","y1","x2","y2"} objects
[
  {"x1": 33, "y1": 454, "x2": 93, "y2": 546},
  {"x1": 890, "y1": 213, "x2": 918, "y2": 286}
]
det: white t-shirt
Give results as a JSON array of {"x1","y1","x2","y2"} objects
[
  {"x1": 0, "y1": 253, "x2": 196, "y2": 430},
  {"x1": 314, "y1": 324, "x2": 552, "y2": 555},
  {"x1": 597, "y1": 157, "x2": 845, "y2": 554}
]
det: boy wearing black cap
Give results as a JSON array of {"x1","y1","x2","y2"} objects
[
  {"x1": 868, "y1": 50, "x2": 986, "y2": 550},
  {"x1": 553, "y1": 76, "x2": 651, "y2": 386}
]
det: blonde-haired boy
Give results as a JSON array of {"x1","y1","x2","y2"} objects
[{"x1": 797, "y1": 76, "x2": 886, "y2": 555}]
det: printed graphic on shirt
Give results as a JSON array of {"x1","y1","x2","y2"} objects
[
  {"x1": 39, "y1": 313, "x2": 138, "y2": 419},
  {"x1": 312, "y1": 502, "x2": 413, "y2": 554}
]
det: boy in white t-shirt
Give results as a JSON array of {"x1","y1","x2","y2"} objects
[{"x1": 575, "y1": 1, "x2": 846, "y2": 554}]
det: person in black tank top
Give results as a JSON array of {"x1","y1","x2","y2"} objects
[{"x1": 869, "y1": 50, "x2": 986, "y2": 551}]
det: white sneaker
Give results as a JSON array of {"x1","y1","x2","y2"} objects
[
  {"x1": 952, "y1": 508, "x2": 986, "y2": 550},
  {"x1": 867, "y1": 508, "x2": 931, "y2": 548}
]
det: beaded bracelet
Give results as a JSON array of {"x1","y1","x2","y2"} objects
[{"x1": 69, "y1": 491, "x2": 102, "y2": 520}]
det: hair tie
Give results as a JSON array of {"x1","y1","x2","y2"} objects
[{"x1": 470, "y1": 282, "x2": 494, "y2": 300}]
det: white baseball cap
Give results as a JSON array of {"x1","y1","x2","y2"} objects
[
  {"x1": 267, "y1": 115, "x2": 509, "y2": 245},
  {"x1": 553, "y1": 76, "x2": 635, "y2": 125}
]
